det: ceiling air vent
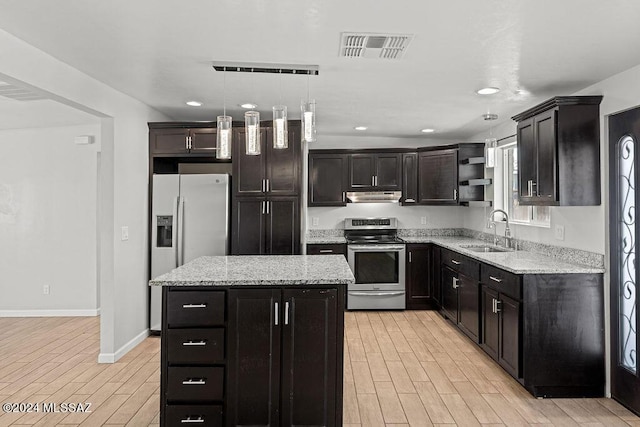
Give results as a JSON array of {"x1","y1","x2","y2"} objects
[
  {"x1": 0, "y1": 81, "x2": 46, "y2": 101},
  {"x1": 340, "y1": 33, "x2": 413, "y2": 59}
]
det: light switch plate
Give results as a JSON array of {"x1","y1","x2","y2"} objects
[
  {"x1": 421, "y1": 216, "x2": 427, "y2": 225},
  {"x1": 554, "y1": 224, "x2": 565, "y2": 241},
  {"x1": 312, "y1": 217, "x2": 319, "y2": 227},
  {"x1": 121, "y1": 226, "x2": 129, "y2": 241}
]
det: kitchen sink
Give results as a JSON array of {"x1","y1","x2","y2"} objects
[{"x1": 460, "y1": 244, "x2": 513, "y2": 253}]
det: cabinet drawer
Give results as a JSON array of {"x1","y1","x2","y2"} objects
[
  {"x1": 166, "y1": 404, "x2": 223, "y2": 426},
  {"x1": 481, "y1": 264, "x2": 521, "y2": 300},
  {"x1": 306, "y1": 243, "x2": 346, "y2": 256},
  {"x1": 441, "y1": 249, "x2": 479, "y2": 280},
  {"x1": 167, "y1": 329, "x2": 225, "y2": 365},
  {"x1": 167, "y1": 291, "x2": 225, "y2": 328},
  {"x1": 167, "y1": 367, "x2": 224, "y2": 402}
]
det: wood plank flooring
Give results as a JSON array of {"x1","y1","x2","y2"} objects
[{"x1": 0, "y1": 312, "x2": 638, "y2": 426}]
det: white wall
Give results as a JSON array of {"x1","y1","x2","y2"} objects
[
  {"x1": 0, "y1": 28, "x2": 170, "y2": 362},
  {"x1": 0, "y1": 124, "x2": 100, "y2": 315}
]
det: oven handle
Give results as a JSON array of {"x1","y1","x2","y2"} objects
[
  {"x1": 348, "y1": 291, "x2": 405, "y2": 297},
  {"x1": 348, "y1": 244, "x2": 406, "y2": 251}
]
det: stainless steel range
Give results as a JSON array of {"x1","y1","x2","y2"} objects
[{"x1": 345, "y1": 218, "x2": 406, "y2": 310}]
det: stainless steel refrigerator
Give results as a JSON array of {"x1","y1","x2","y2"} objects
[{"x1": 150, "y1": 174, "x2": 229, "y2": 332}]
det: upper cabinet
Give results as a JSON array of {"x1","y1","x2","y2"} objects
[
  {"x1": 308, "y1": 152, "x2": 348, "y2": 206},
  {"x1": 150, "y1": 126, "x2": 217, "y2": 155},
  {"x1": 348, "y1": 153, "x2": 402, "y2": 191},
  {"x1": 512, "y1": 96, "x2": 603, "y2": 206},
  {"x1": 402, "y1": 153, "x2": 418, "y2": 205},
  {"x1": 418, "y1": 148, "x2": 458, "y2": 205}
]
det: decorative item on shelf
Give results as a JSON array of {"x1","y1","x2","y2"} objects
[
  {"x1": 272, "y1": 105, "x2": 288, "y2": 149},
  {"x1": 301, "y1": 73, "x2": 317, "y2": 143},
  {"x1": 245, "y1": 110, "x2": 261, "y2": 155},
  {"x1": 485, "y1": 137, "x2": 497, "y2": 168},
  {"x1": 216, "y1": 68, "x2": 232, "y2": 159}
]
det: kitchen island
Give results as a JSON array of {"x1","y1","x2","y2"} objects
[{"x1": 150, "y1": 255, "x2": 354, "y2": 427}]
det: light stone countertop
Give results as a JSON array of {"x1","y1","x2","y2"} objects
[
  {"x1": 403, "y1": 236, "x2": 605, "y2": 274},
  {"x1": 149, "y1": 255, "x2": 355, "y2": 286},
  {"x1": 306, "y1": 236, "x2": 347, "y2": 244}
]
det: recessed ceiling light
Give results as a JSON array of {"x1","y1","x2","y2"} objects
[
  {"x1": 186, "y1": 101, "x2": 203, "y2": 107},
  {"x1": 476, "y1": 87, "x2": 500, "y2": 95},
  {"x1": 354, "y1": 126, "x2": 368, "y2": 131},
  {"x1": 421, "y1": 128, "x2": 435, "y2": 133},
  {"x1": 240, "y1": 103, "x2": 257, "y2": 109}
]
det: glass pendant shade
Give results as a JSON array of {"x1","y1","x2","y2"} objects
[
  {"x1": 485, "y1": 137, "x2": 497, "y2": 168},
  {"x1": 272, "y1": 105, "x2": 288, "y2": 149},
  {"x1": 244, "y1": 111, "x2": 261, "y2": 155},
  {"x1": 216, "y1": 115, "x2": 232, "y2": 159},
  {"x1": 301, "y1": 99, "x2": 317, "y2": 143}
]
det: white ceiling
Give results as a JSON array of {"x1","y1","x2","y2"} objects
[{"x1": 0, "y1": 0, "x2": 639, "y2": 139}]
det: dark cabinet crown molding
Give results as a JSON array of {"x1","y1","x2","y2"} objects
[
  {"x1": 149, "y1": 120, "x2": 301, "y2": 130},
  {"x1": 511, "y1": 96, "x2": 603, "y2": 122}
]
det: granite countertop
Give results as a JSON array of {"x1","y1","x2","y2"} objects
[
  {"x1": 306, "y1": 236, "x2": 347, "y2": 244},
  {"x1": 149, "y1": 255, "x2": 355, "y2": 286},
  {"x1": 403, "y1": 236, "x2": 605, "y2": 274}
]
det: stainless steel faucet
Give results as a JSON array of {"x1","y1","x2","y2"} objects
[{"x1": 487, "y1": 209, "x2": 512, "y2": 248}]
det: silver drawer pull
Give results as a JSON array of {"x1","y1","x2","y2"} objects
[
  {"x1": 495, "y1": 300, "x2": 502, "y2": 313},
  {"x1": 181, "y1": 417, "x2": 205, "y2": 424},
  {"x1": 182, "y1": 379, "x2": 206, "y2": 385},
  {"x1": 319, "y1": 249, "x2": 334, "y2": 253},
  {"x1": 489, "y1": 276, "x2": 502, "y2": 283},
  {"x1": 182, "y1": 340, "x2": 207, "y2": 346},
  {"x1": 451, "y1": 259, "x2": 461, "y2": 265},
  {"x1": 404, "y1": 198, "x2": 416, "y2": 203},
  {"x1": 182, "y1": 304, "x2": 207, "y2": 309}
]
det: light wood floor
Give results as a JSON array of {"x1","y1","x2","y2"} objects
[{"x1": 0, "y1": 312, "x2": 638, "y2": 426}]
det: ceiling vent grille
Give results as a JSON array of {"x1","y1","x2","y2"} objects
[
  {"x1": 0, "y1": 81, "x2": 46, "y2": 101},
  {"x1": 340, "y1": 33, "x2": 413, "y2": 59}
]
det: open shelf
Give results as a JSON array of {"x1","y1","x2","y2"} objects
[
  {"x1": 459, "y1": 178, "x2": 492, "y2": 186},
  {"x1": 459, "y1": 157, "x2": 486, "y2": 165}
]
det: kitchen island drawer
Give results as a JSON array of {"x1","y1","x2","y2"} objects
[
  {"x1": 167, "y1": 367, "x2": 224, "y2": 402},
  {"x1": 441, "y1": 248, "x2": 479, "y2": 279},
  {"x1": 306, "y1": 243, "x2": 347, "y2": 256},
  {"x1": 166, "y1": 404, "x2": 223, "y2": 426},
  {"x1": 481, "y1": 263, "x2": 521, "y2": 300},
  {"x1": 167, "y1": 329, "x2": 225, "y2": 365},
  {"x1": 167, "y1": 290, "x2": 225, "y2": 327}
]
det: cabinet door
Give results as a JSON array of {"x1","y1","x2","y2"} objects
[
  {"x1": 499, "y1": 294, "x2": 521, "y2": 378},
  {"x1": 481, "y1": 286, "x2": 499, "y2": 360},
  {"x1": 418, "y1": 149, "x2": 458, "y2": 204},
  {"x1": 150, "y1": 128, "x2": 189, "y2": 154},
  {"x1": 349, "y1": 154, "x2": 376, "y2": 190},
  {"x1": 534, "y1": 109, "x2": 558, "y2": 203},
  {"x1": 402, "y1": 153, "x2": 418, "y2": 204},
  {"x1": 231, "y1": 198, "x2": 266, "y2": 255},
  {"x1": 517, "y1": 118, "x2": 537, "y2": 202},
  {"x1": 266, "y1": 125, "x2": 300, "y2": 196},
  {"x1": 233, "y1": 128, "x2": 268, "y2": 196},
  {"x1": 375, "y1": 153, "x2": 402, "y2": 190},
  {"x1": 189, "y1": 128, "x2": 217, "y2": 154},
  {"x1": 227, "y1": 289, "x2": 281, "y2": 427},
  {"x1": 431, "y1": 246, "x2": 441, "y2": 307},
  {"x1": 457, "y1": 274, "x2": 479, "y2": 343},
  {"x1": 440, "y1": 266, "x2": 458, "y2": 322},
  {"x1": 281, "y1": 288, "x2": 338, "y2": 426},
  {"x1": 265, "y1": 197, "x2": 300, "y2": 255},
  {"x1": 406, "y1": 244, "x2": 432, "y2": 309},
  {"x1": 308, "y1": 153, "x2": 347, "y2": 206}
]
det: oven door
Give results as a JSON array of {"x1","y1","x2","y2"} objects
[{"x1": 347, "y1": 244, "x2": 406, "y2": 291}]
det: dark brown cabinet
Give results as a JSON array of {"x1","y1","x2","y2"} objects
[
  {"x1": 150, "y1": 127, "x2": 217, "y2": 155},
  {"x1": 402, "y1": 153, "x2": 418, "y2": 205},
  {"x1": 348, "y1": 153, "x2": 401, "y2": 191},
  {"x1": 306, "y1": 243, "x2": 347, "y2": 257},
  {"x1": 512, "y1": 96, "x2": 603, "y2": 206},
  {"x1": 418, "y1": 149, "x2": 458, "y2": 204},
  {"x1": 406, "y1": 244, "x2": 435, "y2": 309},
  {"x1": 227, "y1": 288, "x2": 341, "y2": 427},
  {"x1": 308, "y1": 152, "x2": 348, "y2": 206},
  {"x1": 440, "y1": 265, "x2": 458, "y2": 321},
  {"x1": 457, "y1": 273, "x2": 480, "y2": 342},
  {"x1": 232, "y1": 197, "x2": 300, "y2": 255}
]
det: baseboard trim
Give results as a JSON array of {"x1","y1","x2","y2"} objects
[
  {"x1": 0, "y1": 308, "x2": 100, "y2": 317},
  {"x1": 98, "y1": 328, "x2": 149, "y2": 364}
]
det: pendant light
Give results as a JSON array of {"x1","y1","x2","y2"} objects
[
  {"x1": 301, "y1": 73, "x2": 317, "y2": 143},
  {"x1": 245, "y1": 68, "x2": 261, "y2": 155},
  {"x1": 272, "y1": 70, "x2": 288, "y2": 149},
  {"x1": 216, "y1": 69, "x2": 232, "y2": 159}
]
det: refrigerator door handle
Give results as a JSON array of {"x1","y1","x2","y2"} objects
[
  {"x1": 173, "y1": 196, "x2": 179, "y2": 268},
  {"x1": 177, "y1": 196, "x2": 185, "y2": 266}
]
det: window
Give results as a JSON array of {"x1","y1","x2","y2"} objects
[{"x1": 500, "y1": 142, "x2": 550, "y2": 227}]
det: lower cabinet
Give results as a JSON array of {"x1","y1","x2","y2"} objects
[
  {"x1": 440, "y1": 265, "x2": 458, "y2": 321},
  {"x1": 406, "y1": 244, "x2": 436, "y2": 309}
]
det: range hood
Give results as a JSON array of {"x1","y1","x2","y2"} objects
[{"x1": 345, "y1": 191, "x2": 402, "y2": 203}]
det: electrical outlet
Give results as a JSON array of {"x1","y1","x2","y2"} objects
[
  {"x1": 312, "y1": 217, "x2": 319, "y2": 227},
  {"x1": 554, "y1": 224, "x2": 565, "y2": 241},
  {"x1": 43, "y1": 285, "x2": 50, "y2": 295},
  {"x1": 420, "y1": 216, "x2": 427, "y2": 225},
  {"x1": 121, "y1": 226, "x2": 129, "y2": 241}
]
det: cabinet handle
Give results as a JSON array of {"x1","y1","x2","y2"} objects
[
  {"x1": 262, "y1": 179, "x2": 265, "y2": 192},
  {"x1": 262, "y1": 200, "x2": 266, "y2": 214},
  {"x1": 284, "y1": 301, "x2": 290, "y2": 325},
  {"x1": 342, "y1": 192, "x2": 346, "y2": 203},
  {"x1": 531, "y1": 180, "x2": 537, "y2": 196},
  {"x1": 492, "y1": 298, "x2": 496, "y2": 313},
  {"x1": 489, "y1": 276, "x2": 502, "y2": 283},
  {"x1": 267, "y1": 179, "x2": 270, "y2": 192},
  {"x1": 371, "y1": 176, "x2": 375, "y2": 187},
  {"x1": 495, "y1": 300, "x2": 502, "y2": 313},
  {"x1": 409, "y1": 252, "x2": 412, "y2": 263},
  {"x1": 182, "y1": 304, "x2": 207, "y2": 309},
  {"x1": 274, "y1": 302, "x2": 279, "y2": 326},
  {"x1": 453, "y1": 189, "x2": 457, "y2": 200},
  {"x1": 181, "y1": 417, "x2": 205, "y2": 424},
  {"x1": 266, "y1": 201, "x2": 270, "y2": 214},
  {"x1": 375, "y1": 175, "x2": 378, "y2": 186},
  {"x1": 452, "y1": 277, "x2": 459, "y2": 289},
  {"x1": 405, "y1": 198, "x2": 416, "y2": 203},
  {"x1": 182, "y1": 379, "x2": 206, "y2": 385},
  {"x1": 185, "y1": 136, "x2": 189, "y2": 150},
  {"x1": 451, "y1": 259, "x2": 461, "y2": 265},
  {"x1": 182, "y1": 340, "x2": 207, "y2": 346},
  {"x1": 319, "y1": 249, "x2": 334, "y2": 253}
]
